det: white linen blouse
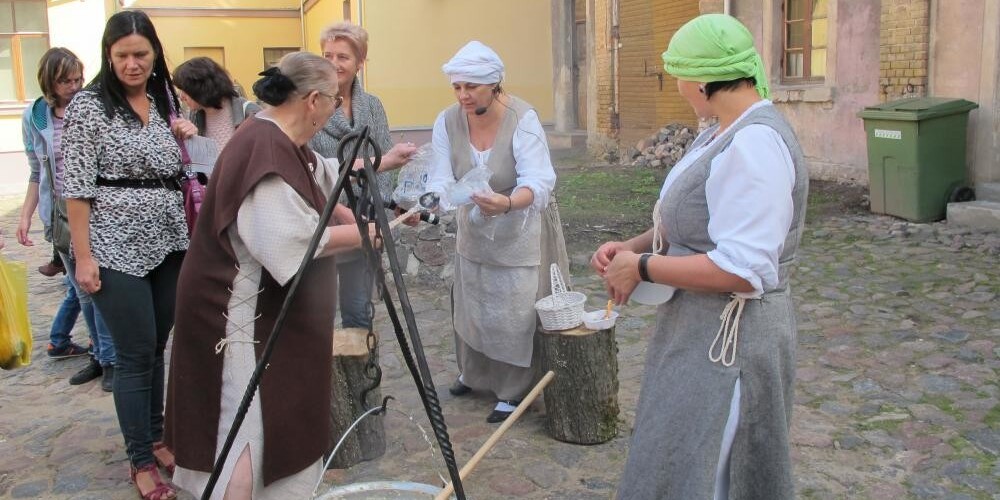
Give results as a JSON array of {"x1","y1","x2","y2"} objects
[
  {"x1": 425, "y1": 108, "x2": 556, "y2": 212},
  {"x1": 658, "y1": 100, "x2": 796, "y2": 296}
]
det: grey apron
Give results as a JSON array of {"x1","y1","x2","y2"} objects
[{"x1": 617, "y1": 104, "x2": 808, "y2": 500}]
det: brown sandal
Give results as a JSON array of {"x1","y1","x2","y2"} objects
[
  {"x1": 130, "y1": 463, "x2": 176, "y2": 500},
  {"x1": 152, "y1": 441, "x2": 176, "y2": 475}
]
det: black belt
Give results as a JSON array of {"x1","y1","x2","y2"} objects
[{"x1": 96, "y1": 176, "x2": 181, "y2": 191}]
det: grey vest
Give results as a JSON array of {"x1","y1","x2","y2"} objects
[
  {"x1": 660, "y1": 104, "x2": 809, "y2": 291},
  {"x1": 444, "y1": 96, "x2": 542, "y2": 267}
]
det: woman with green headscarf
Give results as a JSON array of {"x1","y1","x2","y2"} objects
[{"x1": 590, "y1": 14, "x2": 807, "y2": 499}]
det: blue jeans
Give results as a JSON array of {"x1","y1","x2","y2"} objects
[
  {"x1": 49, "y1": 277, "x2": 82, "y2": 350},
  {"x1": 91, "y1": 251, "x2": 183, "y2": 468},
  {"x1": 337, "y1": 258, "x2": 373, "y2": 328},
  {"x1": 62, "y1": 253, "x2": 116, "y2": 366}
]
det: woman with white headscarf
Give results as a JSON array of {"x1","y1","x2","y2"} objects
[{"x1": 425, "y1": 41, "x2": 570, "y2": 423}]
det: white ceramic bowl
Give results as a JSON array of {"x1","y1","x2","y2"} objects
[
  {"x1": 582, "y1": 309, "x2": 619, "y2": 330},
  {"x1": 630, "y1": 281, "x2": 676, "y2": 305}
]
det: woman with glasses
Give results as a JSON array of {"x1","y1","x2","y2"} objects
[
  {"x1": 170, "y1": 57, "x2": 262, "y2": 155},
  {"x1": 164, "y1": 52, "x2": 376, "y2": 500},
  {"x1": 17, "y1": 47, "x2": 118, "y2": 391},
  {"x1": 309, "y1": 21, "x2": 417, "y2": 332}
]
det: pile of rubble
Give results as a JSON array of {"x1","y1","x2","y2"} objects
[{"x1": 631, "y1": 123, "x2": 697, "y2": 169}]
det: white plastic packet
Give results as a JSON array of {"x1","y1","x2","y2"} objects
[
  {"x1": 447, "y1": 165, "x2": 494, "y2": 206},
  {"x1": 391, "y1": 143, "x2": 433, "y2": 209}
]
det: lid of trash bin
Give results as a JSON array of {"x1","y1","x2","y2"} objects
[{"x1": 858, "y1": 97, "x2": 979, "y2": 121}]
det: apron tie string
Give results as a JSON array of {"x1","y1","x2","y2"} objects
[{"x1": 709, "y1": 295, "x2": 748, "y2": 367}]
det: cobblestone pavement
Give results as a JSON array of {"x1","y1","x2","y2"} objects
[{"x1": 1, "y1": 191, "x2": 998, "y2": 500}]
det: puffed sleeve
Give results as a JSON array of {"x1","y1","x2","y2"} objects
[
  {"x1": 705, "y1": 124, "x2": 796, "y2": 296},
  {"x1": 424, "y1": 111, "x2": 458, "y2": 210},
  {"x1": 511, "y1": 109, "x2": 556, "y2": 210},
  {"x1": 61, "y1": 92, "x2": 103, "y2": 200},
  {"x1": 236, "y1": 174, "x2": 332, "y2": 286}
]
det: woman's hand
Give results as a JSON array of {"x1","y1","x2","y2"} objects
[
  {"x1": 394, "y1": 206, "x2": 421, "y2": 227},
  {"x1": 590, "y1": 241, "x2": 628, "y2": 277},
  {"x1": 170, "y1": 117, "x2": 198, "y2": 140},
  {"x1": 382, "y1": 142, "x2": 418, "y2": 170},
  {"x1": 76, "y1": 257, "x2": 102, "y2": 294},
  {"x1": 332, "y1": 203, "x2": 357, "y2": 225},
  {"x1": 604, "y1": 250, "x2": 641, "y2": 305},
  {"x1": 471, "y1": 192, "x2": 509, "y2": 217},
  {"x1": 16, "y1": 217, "x2": 33, "y2": 246}
]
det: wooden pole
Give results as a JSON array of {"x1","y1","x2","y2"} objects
[{"x1": 433, "y1": 371, "x2": 556, "y2": 500}]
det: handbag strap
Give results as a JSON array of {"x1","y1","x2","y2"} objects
[
  {"x1": 164, "y1": 81, "x2": 191, "y2": 165},
  {"x1": 41, "y1": 106, "x2": 65, "y2": 220}
]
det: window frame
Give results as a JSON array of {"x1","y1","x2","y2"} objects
[
  {"x1": 781, "y1": 0, "x2": 826, "y2": 84},
  {"x1": 0, "y1": 0, "x2": 50, "y2": 103},
  {"x1": 262, "y1": 47, "x2": 299, "y2": 70}
]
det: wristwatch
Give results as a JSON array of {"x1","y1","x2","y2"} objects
[{"x1": 638, "y1": 253, "x2": 654, "y2": 282}]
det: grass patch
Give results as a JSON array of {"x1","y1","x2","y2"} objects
[
  {"x1": 556, "y1": 167, "x2": 665, "y2": 217},
  {"x1": 985, "y1": 404, "x2": 1000, "y2": 429}
]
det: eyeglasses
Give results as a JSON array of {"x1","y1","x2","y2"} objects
[
  {"x1": 315, "y1": 91, "x2": 343, "y2": 109},
  {"x1": 56, "y1": 77, "x2": 83, "y2": 86}
]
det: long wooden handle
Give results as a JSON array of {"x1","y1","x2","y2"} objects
[
  {"x1": 387, "y1": 205, "x2": 420, "y2": 229},
  {"x1": 434, "y1": 371, "x2": 555, "y2": 500}
]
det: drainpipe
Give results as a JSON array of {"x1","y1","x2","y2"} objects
[
  {"x1": 611, "y1": 0, "x2": 620, "y2": 134},
  {"x1": 300, "y1": 0, "x2": 306, "y2": 51},
  {"x1": 724, "y1": 0, "x2": 730, "y2": 15},
  {"x1": 357, "y1": 0, "x2": 365, "y2": 88}
]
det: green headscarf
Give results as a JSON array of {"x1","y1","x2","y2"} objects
[{"x1": 662, "y1": 14, "x2": 770, "y2": 99}]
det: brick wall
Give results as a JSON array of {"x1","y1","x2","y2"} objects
[{"x1": 879, "y1": 0, "x2": 930, "y2": 101}]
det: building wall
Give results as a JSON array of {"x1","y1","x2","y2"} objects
[
  {"x1": 879, "y1": 0, "x2": 930, "y2": 101},
  {"x1": 931, "y1": 0, "x2": 1000, "y2": 184},
  {"x1": 356, "y1": 0, "x2": 554, "y2": 129},
  {"x1": 593, "y1": 0, "x2": 614, "y2": 140},
  {"x1": 303, "y1": 0, "x2": 352, "y2": 55}
]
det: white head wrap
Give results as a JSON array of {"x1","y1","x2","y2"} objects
[{"x1": 441, "y1": 41, "x2": 505, "y2": 84}]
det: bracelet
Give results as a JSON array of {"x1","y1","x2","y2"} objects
[
  {"x1": 638, "y1": 253, "x2": 654, "y2": 282},
  {"x1": 504, "y1": 195, "x2": 512, "y2": 214}
]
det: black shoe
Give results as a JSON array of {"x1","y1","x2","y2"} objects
[
  {"x1": 100, "y1": 365, "x2": 114, "y2": 392},
  {"x1": 449, "y1": 379, "x2": 472, "y2": 396},
  {"x1": 486, "y1": 400, "x2": 520, "y2": 423},
  {"x1": 69, "y1": 358, "x2": 103, "y2": 385}
]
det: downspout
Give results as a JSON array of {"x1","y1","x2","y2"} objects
[
  {"x1": 358, "y1": 0, "x2": 365, "y2": 88},
  {"x1": 724, "y1": 0, "x2": 730, "y2": 15},
  {"x1": 611, "y1": 0, "x2": 620, "y2": 135},
  {"x1": 300, "y1": 0, "x2": 306, "y2": 51}
]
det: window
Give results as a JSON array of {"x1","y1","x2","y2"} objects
[
  {"x1": 263, "y1": 47, "x2": 298, "y2": 70},
  {"x1": 0, "y1": 0, "x2": 50, "y2": 102},
  {"x1": 783, "y1": 0, "x2": 827, "y2": 82}
]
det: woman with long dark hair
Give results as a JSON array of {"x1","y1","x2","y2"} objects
[{"x1": 62, "y1": 10, "x2": 187, "y2": 500}]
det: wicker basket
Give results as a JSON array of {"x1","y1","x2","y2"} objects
[{"x1": 534, "y1": 264, "x2": 586, "y2": 331}]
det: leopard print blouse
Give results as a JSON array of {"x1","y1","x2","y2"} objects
[{"x1": 62, "y1": 89, "x2": 189, "y2": 277}]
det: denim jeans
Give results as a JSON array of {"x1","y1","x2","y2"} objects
[
  {"x1": 337, "y1": 258, "x2": 374, "y2": 328},
  {"x1": 49, "y1": 277, "x2": 82, "y2": 350},
  {"x1": 61, "y1": 252, "x2": 116, "y2": 366},
  {"x1": 90, "y1": 251, "x2": 183, "y2": 468}
]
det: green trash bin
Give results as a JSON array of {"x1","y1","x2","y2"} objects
[{"x1": 858, "y1": 97, "x2": 979, "y2": 222}]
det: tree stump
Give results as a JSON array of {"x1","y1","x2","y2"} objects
[
  {"x1": 539, "y1": 325, "x2": 619, "y2": 444},
  {"x1": 328, "y1": 327, "x2": 386, "y2": 469}
]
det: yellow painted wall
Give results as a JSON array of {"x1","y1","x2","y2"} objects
[
  {"x1": 359, "y1": 0, "x2": 553, "y2": 128},
  {"x1": 152, "y1": 16, "x2": 303, "y2": 96},
  {"x1": 304, "y1": 0, "x2": 353, "y2": 55},
  {"x1": 127, "y1": 0, "x2": 299, "y2": 9}
]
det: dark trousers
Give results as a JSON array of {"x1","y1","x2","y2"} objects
[{"x1": 91, "y1": 251, "x2": 184, "y2": 468}]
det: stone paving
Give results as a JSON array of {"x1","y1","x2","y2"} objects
[{"x1": 0, "y1": 188, "x2": 998, "y2": 499}]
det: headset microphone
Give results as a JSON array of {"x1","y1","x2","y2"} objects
[{"x1": 474, "y1": 85, "x2": 500, "y2": 116}]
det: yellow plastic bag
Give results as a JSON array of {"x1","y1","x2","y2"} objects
[{"x1": 0, "y1": 254, "x2": 32, "y2": 369}]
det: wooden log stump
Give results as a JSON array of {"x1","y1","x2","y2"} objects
[
  {"x1": 328, "y1": 327, "x2": 386, "y2": 469},
  {"x1": 539, "y1": 325, "x2": 619, "y2": 444}
]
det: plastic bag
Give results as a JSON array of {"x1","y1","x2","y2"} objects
[
  {"x1": 447, "y1": 165, "x2": 494, "y2": 206},
  {"x1": 0, "y1": 254, "x2": 32, "y2": 370},
  {"x1": 391, "y1": 143, "x2": 434, "y2": 210}
]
